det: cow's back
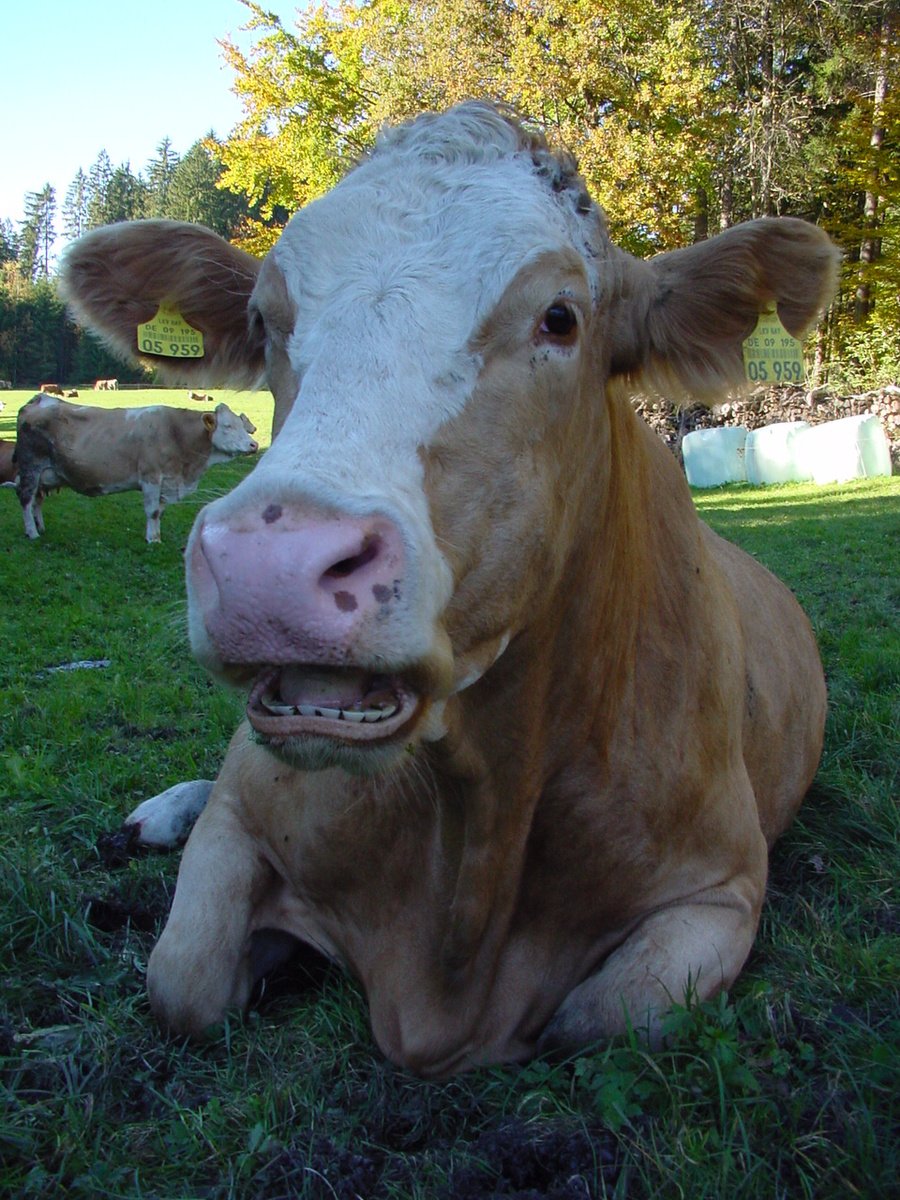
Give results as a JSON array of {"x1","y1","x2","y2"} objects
[
  {"x1": 19, "y1": 398, "x2": 135, "y2": 491},
  {"x1": 703, "y1": 526, "x2": 826, "y2": 844}
]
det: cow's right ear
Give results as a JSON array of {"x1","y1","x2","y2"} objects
[{"x1": 58, "y1": 220, "x2": 265, "y2": 388}]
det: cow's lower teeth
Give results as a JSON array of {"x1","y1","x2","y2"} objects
[{"x1": 263, "y1": 699, "x2": 399, "y2": 722}]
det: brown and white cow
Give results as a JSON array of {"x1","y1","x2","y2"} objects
[
  {"x1": 15, "y1": 395, "x2": 258, "y2": 542},
  {"x1": 0, "y1": 438, "x2": 16, "y2": 485},
  {"x1": 58, "y1": 103, "x2": 837, "y2": 1075},
  {"x1": 39, "y1": 382, "x2": 63, "y2": 396}
]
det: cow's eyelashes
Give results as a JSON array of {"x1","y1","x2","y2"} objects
[{"x1": 538, "y1": 302, "x2": 579, "y2": 344}]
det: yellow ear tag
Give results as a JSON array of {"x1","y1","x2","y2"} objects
[
  {"x1": 137, "y1": 305, "x2": 205, "y2": 358},
  {"x1": 742, "y1": 307, "x2": 804, "y2": 385}
]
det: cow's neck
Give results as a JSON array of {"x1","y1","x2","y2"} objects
[{"x1": 419, "y1": 397, "x2": 700, "y2": 980}]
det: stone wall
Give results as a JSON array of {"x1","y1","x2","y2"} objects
[{"x1": 634, "y1": 385, "x2": 900, "y2": 473}]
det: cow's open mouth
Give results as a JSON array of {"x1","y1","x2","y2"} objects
[{"x1": 247, "y1": 666, "x2": 420, "y2": 743}]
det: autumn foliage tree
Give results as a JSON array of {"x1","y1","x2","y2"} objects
[{"x1": 214, "y1": 0, "x2": 898, "y2": 382}]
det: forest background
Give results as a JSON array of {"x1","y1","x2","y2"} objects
[{"x1": 0, "y1": 0, "x2": 895, "y2": 393}]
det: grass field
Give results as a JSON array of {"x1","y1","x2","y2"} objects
[{"x1": 0, "y1": 391, "x2": 897, "y2": 1198}]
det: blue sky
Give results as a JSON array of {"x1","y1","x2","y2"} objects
[{"x1": 1, "y1": 0, "x2": 299, "y2": 229}]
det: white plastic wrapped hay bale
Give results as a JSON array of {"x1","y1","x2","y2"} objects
[
  {"x1": 793, "y1": 414, "x2": 892, "y2": 484},
  {"x1": 745, "y1": 421, "x2": 812, "y2": 485},
  {"x1": 682, "y1": 426, "x2": 749, "y2": 487}
]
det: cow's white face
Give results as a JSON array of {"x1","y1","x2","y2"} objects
[
  {"x1": 207, "y1": 404, "x2": 259, "y2": 458},
  {"x1": 186, "y1": 110, "x2": 613, "y2": 772}
]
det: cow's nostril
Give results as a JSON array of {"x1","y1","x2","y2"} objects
[{"x1": 323, "y1": 535, "x2": 381, "y2": 580}]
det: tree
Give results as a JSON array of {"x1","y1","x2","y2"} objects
[
  {"x1": 18, "y1": 185, "x2": 56, "y2": 280},
  {"x1": 164, "y1": 136, "x2": 249, "y2": 237},
  {"x1": 216, "y1": 0, "x2": 720, "y2": 255},
  {"x1": 62, "y1": 168, "x2": 90, "y2": 241},
  {"x1": 0, "y1": 218, "x2": 18, "y2": 263},
  {"x1": 216, "y1": 0, "x2": 378, "y2": 252},
  {"x1": 104, "y1": 163, "x2": 148, "y2": 223},
  {"x1": 145, "y1": 136, "x2": 180, "y2": 217},
  {"x1": 86, "y1": 150, "x2": 115, "y2": 228}
]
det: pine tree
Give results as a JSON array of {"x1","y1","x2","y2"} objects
[
  {"x1": 86, "y1": 150, "x2": 114, "y2": 228},
  {"x1": 165, "y1": 137, "x2": 248, "y2": 236},
  {"x1": 18, "y1": 184, "x2": 56, "y2": 280},
  {"x1": 0, "y1": 218, "x2": 18, "y2": 263},
  {"x1": 104, "y1": 163, "x2": 148, "y2": 223},
  {"x1": 62, "y1": 168, "x2": 90, "y2": 241},
  {"x1": 145, "y1": 136, "x2": 180, "y2": 218}
]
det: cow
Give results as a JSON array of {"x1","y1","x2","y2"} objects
[
  {"x1": 15, "y1": 395, "x2": 258, "y2": 543},
  {"x1": 0, "y1": 439, "x2": 16, "y2": 485},
  {"x1": 58, "y1": 103, "x2": 838, "y2": 1076},
  {"x1": 93, "y1": 378, "x2": 119, "y2": 390},
  {"x1": 188, "y1": 390, "x2": 212, "y2": 402},
  {"x1": 64, "y1": 389, "x2": 79, "y2": 398},
  {"x1": 0, "y1": 379, "x2": 12, "y2": 389},
  {"x1": 39, "y1": 382, "x2": 63, "y2": 396}
]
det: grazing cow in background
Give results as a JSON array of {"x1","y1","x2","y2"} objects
[
  {"x1": 59, "y1": 103, "x2": 837, "y2": 1075},
  {"x1": 93, "y1": 378, "x2": 119, "y2": 390},
  {"x1": 0, "y1": 439, "x2": 16, "y2": 485},
  {"x1": 39, "y1": 383, "x2": 63, "y2": 396},
  {"x1": 0, "y1": 379, "x2": 12, "y2": 389},
  {"x1": 15, "y1": 395, "x2": 257, "y2": 543},
  {"x1": 188, "y1": 390, "x2": 212, "y2": 402}
]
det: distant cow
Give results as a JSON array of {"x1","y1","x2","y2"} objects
[
  {"x1": 39, "y1": 383, "x2": 63, "y2": 396},
  {"x1": 60, "y1": 103, "x2": 837, "y2": 1074},
  {"x1": 15, "y1": 395, "x2": 258, "y2": 542},
  {"x1": 0, "y1": 439, "x2": 16, "y2": 485},
  {"x1": 0, "y1": 379, "x2": 12, "y2": 389},
  {"x1": 64, "y1": 389, "x2": 79, "y2": 398},
  {"x1": 93, "y1": 378, "x2": 119, "y2": 390},
  {"x1": 188, "y1": 390, "x2": 212, "y2": 402}
]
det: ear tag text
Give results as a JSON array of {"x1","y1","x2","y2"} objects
[
  {"x1": 742, "y1": 307, "x2": 804, "y2": 384},
  {"x1": 137, "y1": 305, "x2": 205, "y2": 358}
]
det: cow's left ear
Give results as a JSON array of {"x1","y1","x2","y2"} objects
[
  {"x1": 59, "y1": 220, "x2": 265, "y2": 388},
  {"x1": 606, "y1": 218, "x2": 840, "y2": 403}
]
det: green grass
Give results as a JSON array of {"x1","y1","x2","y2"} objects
[{"x1": 0, "y1": 415, "x2": 897, "y2": 1198}]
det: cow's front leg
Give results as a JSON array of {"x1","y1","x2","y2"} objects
[
  {"x1": 539, "y1": 871, "x2": 764, "y2": 1052},
  {"x1": 140, "y1": 479, "x2": 163, "y2": 543},
  {"x1": 147, "y1": 799, "x2": 282, "y2": 1035}
]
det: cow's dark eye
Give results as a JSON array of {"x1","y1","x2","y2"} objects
[{"x1": 540, "y1": 302, "x2": 578, "y2": 342}]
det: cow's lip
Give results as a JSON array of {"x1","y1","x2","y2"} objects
[{"x1": 246, "y1": 666, "x2": 420, "y2": 743}]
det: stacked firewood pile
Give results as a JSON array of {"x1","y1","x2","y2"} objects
[{"x1": 634, "y1": 384, "x2": 900, "y2": 472}]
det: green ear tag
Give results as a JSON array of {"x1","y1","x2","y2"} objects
[
  {"x1": 742, "y1": 307, "x2": 803, "y2": 385},
  {"x1": 137, "y1": 305, "x2": 205, "y2": 358}
]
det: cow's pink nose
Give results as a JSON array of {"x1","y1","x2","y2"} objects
[{"x1": 192, "y1": 509, "x2": 407, "y2": 663}]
